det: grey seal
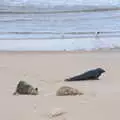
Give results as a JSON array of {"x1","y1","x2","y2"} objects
[
  {"x1": 13, "y1": 81, "x2": 38, "y2": 95},
  {"x1": 56, "y1": 86, "x2": 83, "y2": 96}
]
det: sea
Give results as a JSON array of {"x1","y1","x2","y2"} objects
[{"x1": 0, "y1": 0, "x2": 120, "y2": 51}]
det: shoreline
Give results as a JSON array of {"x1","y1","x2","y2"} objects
[{"x1": 0, "y1": 48, "x2": 120, "y2": 53}]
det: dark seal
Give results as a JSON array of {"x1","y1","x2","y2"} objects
[
  {"x1": 13, "y1": 81, "x2": 39, "y2": 95},
  {"x1": 64, "y1": 68, "x2": 105, "y2": 81}
]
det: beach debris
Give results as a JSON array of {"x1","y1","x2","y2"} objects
[
  {"x1": 48, "y1": 108, "x2": 67, "y2": 118},
  {"x1": 56, "y1": 86, "x2": 83, "y2": 96},
  {"x1": 13, "y1": 80, "x2": 39, "y2": 95}
]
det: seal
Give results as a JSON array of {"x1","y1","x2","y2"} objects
[
  {"x1": 64, "y1": 68, "x2": 105, "y2": 81},
  {"x1": 13, "y1": 80, "x2": 38, "y2": 95},
  {"x1": 56, "y1": 86, "x2": 83, "y2": 96}
]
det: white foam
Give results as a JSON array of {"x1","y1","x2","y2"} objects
[{"x1": 0, "y1": 38, "x2": 119, "y2": 51}]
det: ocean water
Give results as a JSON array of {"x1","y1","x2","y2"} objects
[{"x1": 0, "y1": 0, "x2": 120, "y2": 50}]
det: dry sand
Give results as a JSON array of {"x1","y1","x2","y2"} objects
[{"x1": 0, "y1": 51, "x2": 120, "y2": 120}]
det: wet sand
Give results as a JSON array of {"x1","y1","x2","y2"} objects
[{"x1": 0, "y1": 51, "x2": 120, "y2": 120}]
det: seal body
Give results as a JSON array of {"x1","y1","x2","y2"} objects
[
  {"x1": 65, "y1": 68, "x2": 105, "y2": 81},
  {"x1": 13, "y1": 81, "x2": 38, "y2": 95},
  {"x1": 56, "y1": 86, "x2": 83, "y2": 96}
]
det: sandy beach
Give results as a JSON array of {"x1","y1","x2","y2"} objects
[{"x1": 0, "y1": 50, "x2": 120, "y2": 120}]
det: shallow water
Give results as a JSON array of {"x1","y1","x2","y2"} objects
[
  {"x1": 0, "y1": 10, "x2": 120, "y2": 39},
  {"x1": 0, "y1": 2, "x2": 120, "y2": 50}
]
